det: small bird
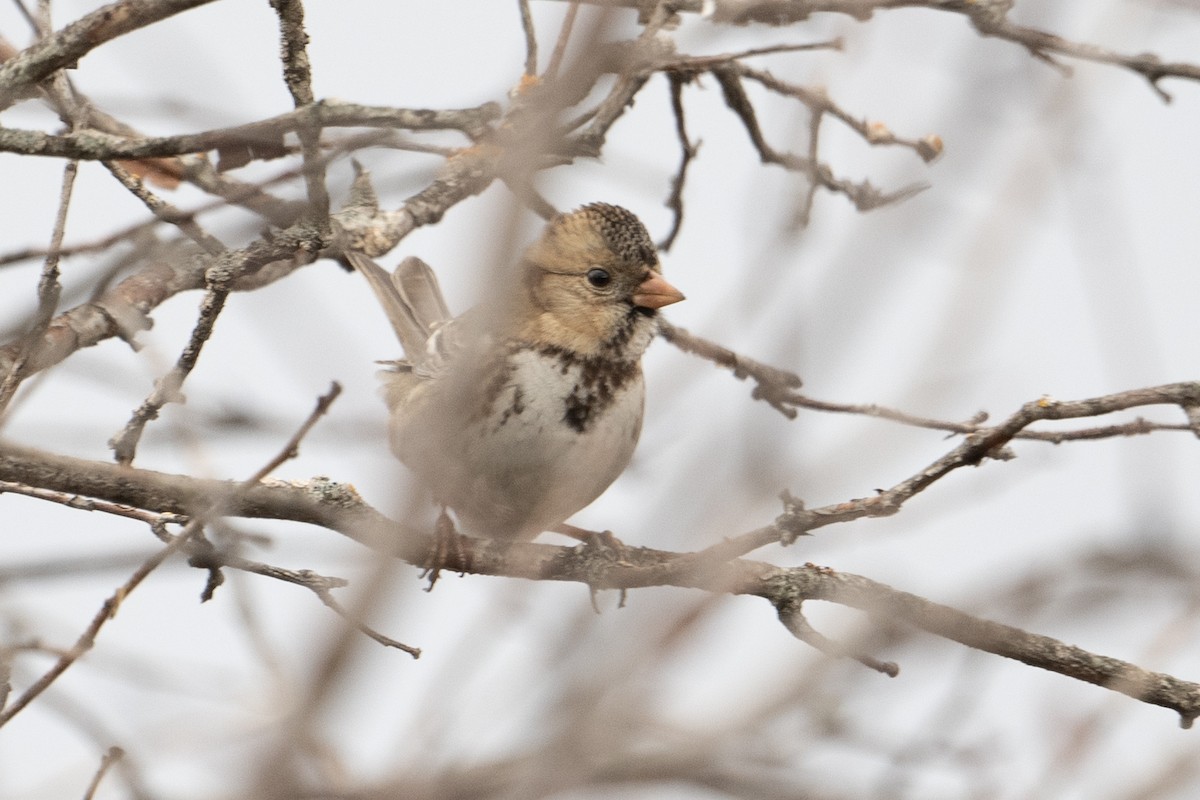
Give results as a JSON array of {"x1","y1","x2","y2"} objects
[{"x1": 348, "y1": 203, "x2": 685, "y2": 542}]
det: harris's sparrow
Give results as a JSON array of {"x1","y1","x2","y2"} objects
[{"x1": 347, "y1": 203, "x2": 685, "y2": 542}]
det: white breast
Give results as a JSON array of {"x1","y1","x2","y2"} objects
[{"x1": 392, "y1": 347, "x2": 645, "y2": 540}]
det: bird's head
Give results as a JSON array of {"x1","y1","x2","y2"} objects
[{"x1": 519, "y1": 203, "x2": 684, "y2": 356}]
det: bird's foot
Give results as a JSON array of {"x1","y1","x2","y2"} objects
[
  {"x1": 553, "y1": 523, "x2": 626, "y2": 553},
  {"x1": 554, "y1": 523, "x2": 632, "y2": 611},
  {"x1": 421, "y1": 509, "x2": 466, "y2": 591}
]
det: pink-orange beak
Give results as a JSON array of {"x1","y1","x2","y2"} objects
[{"x1": 633, "y1": 272, "x2": 685, "y2": 310}]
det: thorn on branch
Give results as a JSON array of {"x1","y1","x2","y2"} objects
[
  {"x1": 200, "y1": 563, "x2": 225, "y2": 601},
  {"x1": 186, "y1": 538, "x2": 226, "y2": 601}
]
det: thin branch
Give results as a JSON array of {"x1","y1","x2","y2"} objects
[
  {"x1": 103, "y1": 160, "x2": 226, "y2": 254},
  {"x1": 518, "y1": 0, "x2": 539, "y2": 76},
  {"x1": 12, "y1": 0, "x2": 40, "y2": 33},
  {"x1": 657, "y1": 39, "x2": 845, "y2": 69},
  {"x1": 0, "y1": 99, "x2": 502, "y2": 161},
  {"x1": 0, "y1": 515, "x2": 203, "y2": 728},
  {"x1": 774, "y1": 564, "x2": 1200, "y2": 728},
  {"x1": 6, "y1": 385, "x2": 411, "y2": 655},
  {"x1": 196, "y1": 381, "x2": 418, "y2": 656},
  {"x1": 662, "y1": 323, "x2": 1196, "y2": 443},
  {"x1": 734, "y1": 63, "x2": 942, "y2": 162},
  {"x1": 0, "y1": 380, "x2": 357, "y2": 726},
  {"x1": 108, "y1": 287, "x2": 230, "y2": 465},
  {"x1": 0, "y1": 152, "x2": 333, "y2": 269},
  {"x1": 787, "y1": 393, "x2": 1194, "y2": 442},
  {"x1": 0, "y1": 139, "x2": 501, "y2": 385},
  {"x1": 0, "y1": 158, "x2": 73, "y2": 416},
  {"x1": 658, "y1": 72, "x2": 698, "y2": 251},
  {"x1": 1, "y1": 129, "x2": 423, "y2": 272},
  {"x1": 188, "y1": 541, "x2": 421, "y2": 658},
  {"x1": 659, "y1": 321, "x2": 803, "y2": 418},
  {"x1": 711, "y1": 65, "x2": 927, "y2": 214},
  {"x1": 0, "y1": 43, "x2": 511, "y2": 401},
  {"x1": 707, "y1": 382, "x2": 1200, "y2": 558},
  {"x1": 775, "y1": 595, "x2": 900, "y2": 676},
  {"x1": 795, "y1": 94, "x2": 823, "y2": 226},
  {"x1": 335, "y1": 141, "x2": 500, "y2": 256},
  {"x1": 961, "y1": 2, "x2": 1200, "y2": 102},
  {"x1": 312, "y1": 585, "x2": 422, "y2": 658},
  {"x1": 0, "y1": 479, "x2": 186, "y2": 536},
  {"x1": 0, "y1": 0, "x2": 221, "y2": 109},
  {"x1": 544, "y1": 1, "x2": 578, "y2": 80},
  {"x1": 269, "y1": 0, "x2": 330, "y2": 225},
  {"x1": 81, "y1": 747, "x2": 125, "y2": 800},
  {"x1": 568, "y1": 5, "x2": 677, "y2": 155},
  {"x1": 538, "y1": 0, "x2": 1200, "y2": 101},
  {"x1": 245, "y1": 381, "x2": 342, "y2": 484}
]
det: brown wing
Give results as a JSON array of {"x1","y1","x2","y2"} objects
[{"x1": 347, "y1": 251, "x2": 448, "y2": 363}]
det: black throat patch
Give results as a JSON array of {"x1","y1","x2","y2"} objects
[
  {"x1": 559, "y1": 351, "x2": 640, "y2": 433},
  {"x1": 535, "y1": 342, "x2": 641, "y2": 434}
]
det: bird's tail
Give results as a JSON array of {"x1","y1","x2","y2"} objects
[{"x1": 346, "y1": 251, "x2": 451, "y2": 362}]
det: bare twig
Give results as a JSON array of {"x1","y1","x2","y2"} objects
[
  {"x1": 312, "y1": 585, "x2": 422, "y2": 657},
  {"x1": 0, "y1": 515, "x2": 203, "y2": 728},
  {"x1": 795, "y1": 94, "x2": 823, "y2": 226},
  {"x1": 0, "y1": 128, "x2": 442, "y2": 273},
  {"x1": 659, "y1": 321, "x2": 803, "y2": 417},
  {"x1": 0, "y1": 379, "x2": 361, "y2": 726},
  {"x1": 0, "y1": 0, "x2": 222, "y2": 109},
  {"x1": 663, "y1": 323, "x2": 1196, "y2": 443},
  {"x1": 712, "y1": 65, "x2": 927, "y2": 214},
  {"x1": 103, "y1": 160, "x2": 226, "y2": 254},
  {"x1": 10, "y1": 384, "x2": 409, "y2": 654},
  {"x1": 269, "y1": 0, "x2": 330, "y2": 225},
  {"x1": 658, "y1": 72, "x2": 698, "y2": 251},
  {"x1": 0, "y1": 153, "x2": 345, "y2": 271},
  {"x1": 192, "y1": 382, "x2": 420, "y2": 658},
  {"x1": 0, "y1": 158, "x2": 73, "y2": 416},
  {"x1": 0, "y1": 100, "x2": 501, "y2": 161},
  {"x1": 735, "y1": 63, "x2": 942, "y2": 162},
  {"x1": 0, "y1": 141, "x2": 503, "y2": 386},
  {"x1": 518, "y1": 0, "x2": 539, "y2": 76},
  {"x1": 187, "y1": 543, "x2": 420, "y2": 658},
  {"x1": 567, "y1": 5, "x2": 677, "y2": 154},
  {"x1": 108, "y1": 286, "x2": 229, "y2": 465},
  {"x1": 706, "y1": 382, "x2": 1200, "y2": 558},
  {"x1": 775, "y1": 594, "x2": 900, "y2": 676},
  {"x1": 245, "y1": 381, "x2": 343, "y2": 484},
  {"x1": 787, "y1": 393, "x2": 1194, "y2": 442},
  {"x1": 0, "y1": 479, "x2": 185, "y2": 536},
  {"x1": 544, "y1": 1, "x2": 578, "y2": 80},
  {"x1": 81, "y1": 747, "x2": 125, "y2": 800},
  {"x1": 537, "y1": 0, "x2": 1200, "y2": 99},
  {"x1": 657, "y1": 39, "x2": 844, "y2": 70}
]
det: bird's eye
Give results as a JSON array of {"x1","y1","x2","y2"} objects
[{"x1": 586, "y1": 268, "x2": 611, "y2": 288}]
